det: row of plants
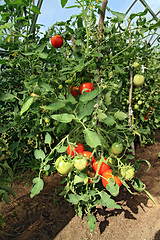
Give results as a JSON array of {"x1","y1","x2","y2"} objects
[{"x1": 0, "y1": 0, "x2": 160, "y2": 232}]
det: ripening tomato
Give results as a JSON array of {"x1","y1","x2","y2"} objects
[
  {"x1": 51, "y1": 35, "x2": 63, "y2": 48},
  {"x1": 73, "y1": 155, "x2": 88, "y2": 171},
  {"x1": 102, "y1": 169, "x2": 122, "y2": 188},
  {"x1": 88, "y1": 170, "x2": 95, "y2": 183},
  {"x1": 67, "y1": 143, "x2": 84, "y2": 157},
  {"x1": 92, "y1": 158, "x2": 110, "y2": 175},
  {"x1": 133, "y1": 74, "x2": 145, "y2": 87},
  {"x1": 55, "y1": 156, "x2": 73, "y2": 175},
  {"x1": 111, "y1": 142, "x2": 123, "y2": 155},
  {"x1": 69, "y1": 86, "x2": 79, "y2": 98},
  {"x1": 79, "y1": 82, "x2": 94, "y2": 94}
]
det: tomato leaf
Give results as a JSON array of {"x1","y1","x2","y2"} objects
[
  {"x1": 51, "y1": 113, "x2": 75, "y2": 123},
  {"x1": 105, "y1": 91, "x2": 111, "y2": 106},
  {"x1": 45, "y1": 101, "x2": 65, "y2": 111},
  {"x1": 56, "y1": 146, "x2": 67, "y2": 153},
  {"x1": 77, "y1": 101, "x2": 94, "y2": 119},
  {"x1": 83, "y1": 129, "x2": 101, "y2": 148},
  {"x1": 87, "y1": 214, "x2": 96, "y2": 234},
  {"x1": 31, "y1": 6, "x2": 41, "y2": 14},
  {"x1": 0, "y1": 190, "x2": 9, "y2": 205},
  {"x1": 99, "y1": 191, "x2": 121, "y2": 209},
  {"x1": 67, "y1": 193, "x2": 82, "y2": 204},
  {"x1": 106, "y1": 178, "x2": 120, "y2": 197},
  {"x1": 0, "y1": 93, "x2": 15, "y2": 101},
  {"x1": 30, "y1": 177, "x2": 44, "y2": 198},
  {"x1": 114, "y1": 111, "x2": 127, "y2": 120},
  {"x1": 103, "y1": 115, "x2": 115, "y2": 126},
  {"x1": 79, "y1": 88, "x2": 99, "y2": 102},
  {"x1": 45, "y1": 133, "x2": 52, "y2": 145},
  {"x1": 34, "y1": 149, "x2": 45, "y2": 160},
  {"x1": 131, "y1": 177, "x2": 146, "y2": 193},
  {"x1": 20, "y1": 97, "x2": 34, "y2": 115},
  {"x1": 61, "y1": 0, "x2": 69, "y2": 8}
]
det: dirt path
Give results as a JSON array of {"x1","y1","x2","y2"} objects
[{"x1": 0, "y1": 131, "x2": 160, "y2": 240}]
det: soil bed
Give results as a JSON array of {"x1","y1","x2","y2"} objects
[{"x1": 0, "y1": 130, "x2": 160, "y2": 240}]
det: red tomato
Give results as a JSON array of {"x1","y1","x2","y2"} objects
[
  {"x1": 102, "y1": 169, "x2": 122, "y2": 188},
  {"x1": 92, "y1": 158, "x2": 110, "y2": 175},
  {"x1": 51, "y1": 35, "x2": 63, "y2": 48},
  {"x1": 79, "y1": 82, "x2": 94, "y2": 94},
  {"x1": 69, "y1": 86, "x2": 79, "y2": 98},
  {"x1": 82, "y1": 151, "x2": 95, "y2": 163},
  {"x1": 67, "y1": 143, "x2": 84, "y2": 157}
]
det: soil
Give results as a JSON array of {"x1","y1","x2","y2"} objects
[{"x1": 0, "y1": 130, "x2": 160, "y2": 240}]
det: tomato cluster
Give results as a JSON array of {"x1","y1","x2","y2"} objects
[{"x1": 55, "y1": 142, "x2": 124, "y2": 189}]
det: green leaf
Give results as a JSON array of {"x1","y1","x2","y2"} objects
[
  {"x1": 114, "y1": 111, "x2": 127, "y2": 120},
  {"x1": 130, "y1": 8, "x2": 148, "y2": 20},
  {"x1": 79, "y1": 88, "x2": 99, "y2": 102},
  {"x1": 106, "y1": 178, "x2": 120, "y2": 197},
  {"x1": 108, "y1": 8, "x2": 126, "y2": 21},
  {"x1": 0, "y1": 127, "x2": 9, "y2": 134},
  {"x1": 77, "y1": 101, "x2": 94, "y2": 119},
  {"x1": 56, "y1": 146, "x2": 67, "y2": 153},
  {"x1": 0, "y1": 93, "x2": 15, "y2": 101},
  {"x1": 103, "y1": 115, "x2": 115, "y2": 126},
  {"x1": 34, "y1": 149, "x2": 45, "y2": 160},
  {"x1": 0, "y1": 190, "x2": 9, "y2": 205},
  {"x1": 61, "y1": 0, "x2": 68, "y2": 8},
  {"x1": 39, "y1": 52, "x2": 48, "y2": 59},
  {"x1": 83, "y1": 129, "x2": 101, "y2": 148},
  {"x1": 46, "y1": 101, "x2": 65, "y2": 111},
  {"x1": 30, "y1": 177, "x2": 44, "y2": 198},
  {"x1": 131, "y1": 177, "x2": 146, "y2": 193},
  {"x1": 67, "y1": 193, "x2": 82, "y2": 204},
  {"x1": 99, "y1": 191, "x2": 121, "y2": 209},
  {"x1": 87, "y1": 214, "x2": 96, "y2": 234},
  {"x1": 105, "y1": 91, "x2": 111, "y2": 106},
  {"x1": 74, "y1": 175, "x2": 85, "y2": 185},
  {"x1": 20, "y1": 97, "x2": 34, "y2": 115},
  {"x1": 31, "y1": 5, "x2": 41, "y2": 14},
  {"x1": 51, "y1": 113, "x2": 75, "y2": 123},
  {"x1": 45, "y1": 133, "x2": 52, "y2": 145},
  {"x1": 39, "y1": 82, "x2": 53, "y2": 91},
  {"x1": 0, "y1": 185, "x2": 16, "y2": 199}
]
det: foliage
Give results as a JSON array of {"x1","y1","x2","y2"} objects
[{"x1": 0, "y1": 0, "x2": 159, "y2": 233}]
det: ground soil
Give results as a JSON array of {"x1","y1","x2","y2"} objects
[{"x1": 0, "y1": 130, "x2": 160, "y2": 240}]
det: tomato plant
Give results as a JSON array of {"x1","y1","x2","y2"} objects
[{"x1": 51, "y1": 35, "x2": 63, "y2": 48}]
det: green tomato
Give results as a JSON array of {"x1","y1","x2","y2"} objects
[
  {"x1": 111, "y1": 142, "x2": 123, "y2": 155},
  {"x1": 74, "y1": 155, "x2": 87, "y2": 171},
  {"x1": 137, "y1": 100, "x2": 143, "y2": 105},
  {"x1": 44, "y1": 117, "x2": 50, "y2": 123},
  {"x1": 133, "y1": 62, "x2": 139, "y2": 68},
  {"x1": 120, "y1": 165, "x2": 135, "y2": 181},
  {"x1": 107, "y1": 156, "x2": 116, "y2": 165},
  {"x1": 134, "y1": 104, "x2": 139, "y2": 110},
  {"x1": 59, "y1": 85, "x2": 63, "y2": 90},
  {"x1": 133, "y1": 74, "x2": 145, "y2": 87},
  {"x1": 55, "y1": 156, "x2": 73, "y2": 175}
]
